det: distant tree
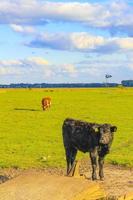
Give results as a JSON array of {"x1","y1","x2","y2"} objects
[{"x1": 121, "y1": 80, "x2": 133, "y2": 87}]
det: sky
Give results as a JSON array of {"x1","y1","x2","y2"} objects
[{"x1": 0, "y1": 0, "x2": 133, "y2": 84}]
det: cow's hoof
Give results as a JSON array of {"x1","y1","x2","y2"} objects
[
  {"x1": 100, "y1": 177, "x2": 104, "y2": 181},
  {"x1": 92, "y1": 177, "x2": 97, "y2": 181}
]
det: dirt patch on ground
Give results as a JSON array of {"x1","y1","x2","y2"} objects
[
  {"x1": 0, "y1": 160, "x2": 132, "y2": 198},
  {"x1": 0, "y1": 168, "x2": 22, "y2": 184},
  {"x1": 0, "y1": 171, "x2": 105, "y2": 200},
  {"x1": 79, "y1": 159, "x2": 133, "y2": 198}
]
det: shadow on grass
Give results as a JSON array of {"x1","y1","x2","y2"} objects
[
  {"x1": 14, "y1": 108, "x2": 41, "y2": 112},
  {"x1": 0, "y1": 175, "x2": 10, "y2": 184}
]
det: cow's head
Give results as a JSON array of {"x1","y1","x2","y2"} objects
[{"x1": 97, "y1": 124, "x2": 117, "y2": 151}]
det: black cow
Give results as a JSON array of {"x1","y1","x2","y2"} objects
[{"x1": 62, "y1": 118, "x2": 117, "y2": 180}]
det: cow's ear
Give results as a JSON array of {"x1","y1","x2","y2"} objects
[
  {"x1": 110, "y1": 126, "x2": 117, "y2": 132},
  {"x1": 94, "y1": 127, "x2": 99, "y2": 132},
  {"x1": 92, "y1": 126, "x2": 99, "y2": 133},
  {"x1": 98, "y1": 127, "x2": 102, "y2": 132}
]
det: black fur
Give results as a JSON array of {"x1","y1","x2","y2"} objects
[{"x1": 62, "y1": 118, "x2": 117, "y2": 180}]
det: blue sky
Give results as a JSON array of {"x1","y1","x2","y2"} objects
[{"x1": 0, "y1": 0, "x2": 133, "y2": 84}]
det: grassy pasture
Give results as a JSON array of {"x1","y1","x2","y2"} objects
[{"x1": 0, "y1": 88, "x2": 133, "y2": 169}]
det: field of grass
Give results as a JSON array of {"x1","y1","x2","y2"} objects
[{"x1": 0, "y1": 88, "x2": 133, "y2": 169}]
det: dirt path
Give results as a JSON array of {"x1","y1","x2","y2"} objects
[
  {"x1": 80, "y1": 159, "x2": 133, "y2": 197},
  {"x1": 99, "y1": 165, "x2": 133, "y2": 197},
  {"x1": 0, "y1": 171, "x2": 105, "y2": 200},
  {"x1": 0, "y1": 160, "x2": 133, "y2": 199}
]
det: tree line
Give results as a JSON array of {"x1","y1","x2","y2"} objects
[{"x1": 0, "y1": 82, "x2": 119, "y2": 88}]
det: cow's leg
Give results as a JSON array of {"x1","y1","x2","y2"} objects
[
  {"x1": 48, "y1": 103, "x2": 50, "y2": 108},
  {"x1": 98, "y1": 156, "x2": 104, "y2": 181},
  {"x1": 67, "y1": 148, "x2": 77, "y2": 176},
  {"x1": 90, "y1": 150, "x2": 98, "y2": 180},
  {"x1": 65, "y1": 147, "x2": 77, "y2": 176},
  {"x1": 42, "y1": 105, "x2": 44, "y2": 110},
  {"x1": 71, "y1": 148, "x2": 77, "y2": 166},
  {"x1": 65, "y1": 147, "x2": 72, "y2": 175}
]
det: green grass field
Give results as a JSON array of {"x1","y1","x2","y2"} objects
[{"x1": 0, "y1": 88, "x2": 133, "y2": 169}]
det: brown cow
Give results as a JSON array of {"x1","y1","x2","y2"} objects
[{"x1": 42, "y1": 97, "x2": 51, "y2": 111}]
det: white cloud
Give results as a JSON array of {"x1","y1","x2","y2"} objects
[
  {"x1": 60, "y1": 64, "x2": 77, "y2": 77},
  {"x1": 126, "y1": 53, "x2": 133, "y2": 70},
  {"x1": 71, "y1": 33, "x2": 105, "y2": 49},
  {"x1": 27, "y1": 32, "x2": 133, "y2": 53},
  {"x1": 0, "y1": 57, "x2": 77, "y2": 80},
  {"x1": 0, "y1": 60, "x2": 25, "y2": 76},
  {"x1": 10, "y1": 24, "x2": 36, "y2": 34},
  {"x1": 27, "y1": 57, "x2": 49, "y2": 65},
  {"x1": 0, "y1": 1, "x2": 133, "y2": 35},
  {"x1": 0, "y1": 53, "x2": 133, "y2": 83},
  {"x1": 74, "y1": 54, "x2": 133, "y2": 82},
  {"x1": 116, "y1": 38, "x2": 133, "y2": 50},
  {"x1": 0, "y1": 57, "x2": 49, "y2": 76}
]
